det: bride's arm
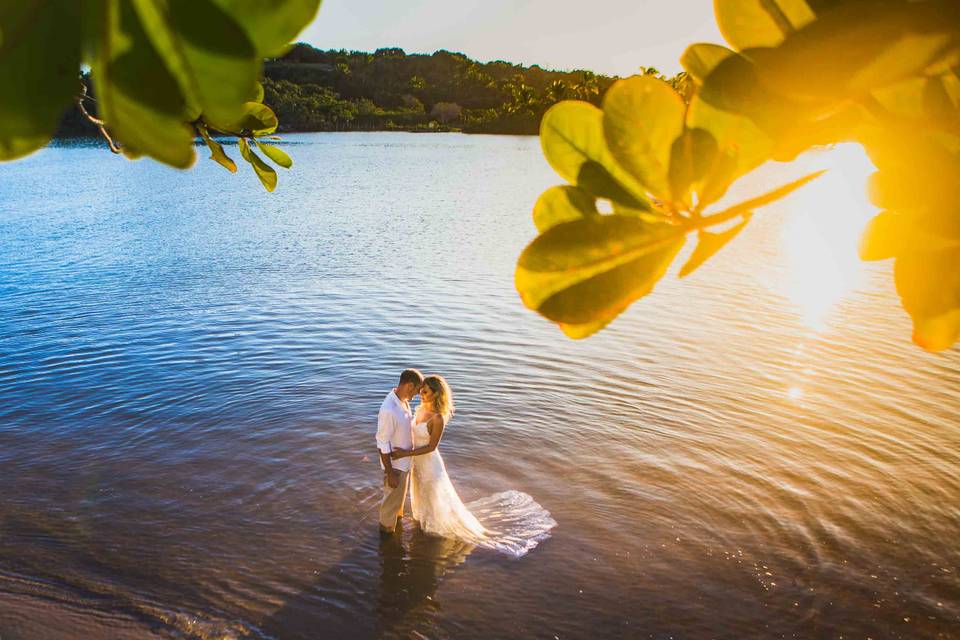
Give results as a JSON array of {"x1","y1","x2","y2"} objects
[{"x1": 391, "y1": 415, "x2": 445, "y2": 458}]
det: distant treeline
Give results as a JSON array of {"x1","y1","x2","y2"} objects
[
  {"x1": 58, "y1": 45, "x2": 686, "y2": 137},
  {"x1": 260, "y1": 44, "x2": 619, "y2": 134}
]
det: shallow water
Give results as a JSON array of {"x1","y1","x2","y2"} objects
[{"x1": 0, "y1": 133, "x2": 957, "y2": 639}]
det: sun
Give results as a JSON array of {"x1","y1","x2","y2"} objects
[{"x1": 777, "y1": 143, "x2": 878, "y2": 331}]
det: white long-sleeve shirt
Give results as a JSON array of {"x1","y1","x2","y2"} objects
[{"x1": 376, "y1": 390, "x2": 413, "y2": 472}]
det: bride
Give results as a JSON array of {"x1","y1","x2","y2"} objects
[{"x1": 390, "y1": 375, "x2": 556, "y2": 558}]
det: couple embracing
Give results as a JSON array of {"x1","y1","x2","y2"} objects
[
  {"x1": 375, "y1": 369, "x2": 556, "y2": 556},
  {"x1": 376, "y1": 369, "x2": 488, "y2": 544}
]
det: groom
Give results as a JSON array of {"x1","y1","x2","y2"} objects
[{"x1": 376, "y1": 368, "x2": 424, "y2": 533}]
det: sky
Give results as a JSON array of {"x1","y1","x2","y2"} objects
[{"x1": 299, "y1": 0, "x2": 725, "y2": 76}]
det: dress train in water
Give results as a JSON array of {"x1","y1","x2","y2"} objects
[{"x1": 408, "y1": 421, "x2": 556, "y2": 558}]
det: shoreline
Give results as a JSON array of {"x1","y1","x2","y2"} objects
[{"x1": 49, "y1": 128, "x2": 539, "y2": 147}]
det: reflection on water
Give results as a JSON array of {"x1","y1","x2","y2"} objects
[
  {"x1": 0, "y1": 133, "x2": 957, "y2": 639},
  {"x1": 258, "y1": 519, "x2": 474, "y2": 640},
  {"x1": 377, "y1": 522, "x2": 475, "y2": 639}
]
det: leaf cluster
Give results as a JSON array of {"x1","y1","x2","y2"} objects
[
  {"x1": 521, "y1": 0, "x2": 960, "y2": 351},
  {"x1": 519, "y1": 76, "x2": 821, "y2": 339},
  {"x1": 0, "y1": 0, "x2": 320, "y2": 190}
]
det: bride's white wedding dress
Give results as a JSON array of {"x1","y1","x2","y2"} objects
[{"x1": 409, "y1": 420, "x2": 556, "y2": 558}]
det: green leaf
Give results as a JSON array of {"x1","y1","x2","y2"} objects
[
  {"x1": 255, "y1": 139, "x2": 293, "y2": 168},
  {"x1": 92, "y1": 0, "x2": 196, "y2": 168},
  {"x1": 515, "y1": 215, "x2": 685, "y2": 337},
  {"x1": 130, "y1": 0, "x2": 259, "y2": 126},
  {"x1": 680, "y1": 43, "x2": 735, "y2": 84},
  {"x1": 695, "y1": 50, "x2": 859, "y2": 162},
  {"x1": 697, "y1": 149, "x2": 739, "y2": 209},
  {"x1": 894, "y1": 247, "x2": 960, "y2": 351},
  {"x1": 872, "y1": 77, "x2": 929, "y2": 121},
  {"x1": 747, "y1": 2, "x2": 960, "y2": 101},
  {"x1": 668, "y1": 127, "x2": 719, "y2": 207},
  {"x1": 697, "y1": 53, "x2": 800, "y2": 139},
  {"x1": 198, "y1": 123, "x2": 237, "y2": 172},
  {"x1": 860, "y1": 210, "x2": 958, "y2": 261},
  {"x1": 678, "y1": 217, "x2": 750, "y2": 278},
  {"x1": 602, "y1": 76, "x2": 685, "y2": 198},
  {"x1": 863, "y1": 131, "x2": 960, "y2": 239},
  {"x1": 715, "y1": 0, "x2": 816, "y2": 50},
  {"x1": 211, "y1": 0, "x2": 322, "y2": 57},
  {"x1": 532, "y1": 186, "x2": 598, "y2": 232},
  {"x1": 687, "y1": 93, "x2": 773, "y2": 178},
  {"x1": 0, "y1": 2, "x2": 81, "y2": 160},
  {"x1": 860, "y1": 211, "x2": 903, "y2": 261},
  {"x1": 238, "y1": 137, "x2": 277, "y2": 191},
  {"x1": 217, "y1": 102, "x2": 279, "y2": 135},
  {"x1": 911, "y1": 309, "x2": 960, "y2": 352},
  {"x1": 555, "y1": 318, "x2": 618, "y2": 340},
  {"x1": 539, "y1": 101, "x2": 649, "y2": 207}
]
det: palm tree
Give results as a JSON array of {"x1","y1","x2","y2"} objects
[
  {"x1": 544, "y1": 79, "x2": 569, "y2": 104},
  {"x1": 572, "y1": 71, "x2": 600, "y2": 104},
  {"x1": 503, "y1": 75, "x2": 537, "y2": 115}
]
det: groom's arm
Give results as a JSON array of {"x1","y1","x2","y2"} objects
[
  {"x1": 395, "y1": 416, "x2": 445, "y2": 458},
  {"x1": 376, "y1": 409, "x2": 400, "y2": 487}
]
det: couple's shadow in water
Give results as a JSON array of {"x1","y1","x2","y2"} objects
[{"x1": 260, "y1": 518, "x2": 476, "y2": 639}]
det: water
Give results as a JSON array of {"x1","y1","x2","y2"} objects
[{"x1": 0, "y1": 133, "x2": 957, "y2": 639}]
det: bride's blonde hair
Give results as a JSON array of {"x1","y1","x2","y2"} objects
[{"x1": 422, "y1": 375, "x2": 455, "y2": 421}]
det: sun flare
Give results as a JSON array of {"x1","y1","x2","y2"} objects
[{"x1": 778, "y1": 143, "x2": 879, "y2": 331}]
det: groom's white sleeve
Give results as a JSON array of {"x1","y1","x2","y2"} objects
[{"x1": 376, "y1": 408, "x2": 393, "y2": 454}]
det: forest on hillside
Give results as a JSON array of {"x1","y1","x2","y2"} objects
[
  {"x1": 262, "y1": 44, "x2": 619, "y2": 134},
  {"x1": 59, "y1": 44, "x2": 685, "y2": 137}
]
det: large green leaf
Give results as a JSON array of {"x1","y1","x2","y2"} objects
[
  {"x1": 211, "y1": 0, "x2": 322, "y2": 57},
  {"x1": 715, "y1": 0, "x2": 816, "y2": 50},
  {"x1": 539, "y1": 101, "x2": 649, "y2": 207},
  {"x1": 516, "y1": 215, "x2": 685, "y2": 337},
  {"x1": 92, "y1": 0, "x2": 195, "y2": 167},
  {"x1": 130, "y1": 0, "x2": 258, "y2": 126},
  {"x1": 532, "y1": 185, "x2": 598, "y2": 232},
  {"x1": 747, "y1": 1, "x2": 960, "y2": 101},
  {"x1": 602, "y1": 76, "x2": 685, "y2": 198},
  {"x1": 0, "y1": 1, "x2": 81, "y2": 159},
  {"x1": 894, "y1": 247, "x2": 960, "y2": 351}
]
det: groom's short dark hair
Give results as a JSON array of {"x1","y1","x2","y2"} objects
[{"x1": 399, "y1": 369, "x2": 424, "y2": 386}]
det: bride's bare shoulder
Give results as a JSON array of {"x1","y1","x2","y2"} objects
[{"x1": 427, "y1": 412, "x2": 445, "y2": 433}]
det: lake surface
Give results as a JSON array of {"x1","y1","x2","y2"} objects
[{"x1": 0, "y1": 133, "x2": 957, "y2": 639}]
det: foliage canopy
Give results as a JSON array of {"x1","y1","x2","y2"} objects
[
  {"x1": 0, "y1": 0, "x2": 322, "y2": 190},
  {"x1": 519, "y1": 0, "x2": 960, "y2": 351}
]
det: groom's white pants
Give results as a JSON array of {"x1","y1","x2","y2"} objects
[{"x1": 379, "y1": 469, "x2": 410, "y2": 531}]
